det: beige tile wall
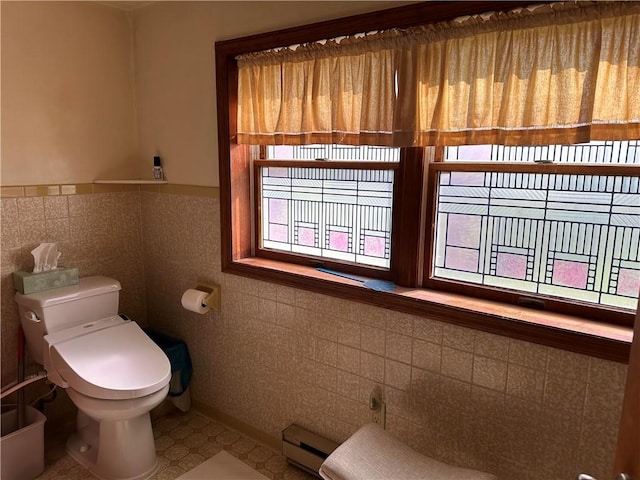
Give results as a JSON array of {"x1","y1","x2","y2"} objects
[
  {"x1": 140, "y1": 191, "x2": 627, "y2": 480},
  {"x1": 0, "y1": 191, "x2": 146, "y2": 385},
  {"x1": 0, "y1": 190, "x2": 627, "y2": 480}
]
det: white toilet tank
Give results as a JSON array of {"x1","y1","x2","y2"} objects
[{"x1": 14, "y1": 276, "x2": 121, "y2": 365}]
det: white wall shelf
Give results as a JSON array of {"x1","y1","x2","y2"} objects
[{"x1": 93, "y1": 179, "x2": 168, "y2": 185}]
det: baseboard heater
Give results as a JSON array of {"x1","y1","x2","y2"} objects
[{"x1": 282, "y1": 424, "x2": 339, "y2": 478}]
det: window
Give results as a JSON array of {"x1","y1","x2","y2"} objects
[
  {"x1": 256, "y1": 145, "x2": 399, "y2": 274},
  {"x1": 427, "y1": 141, "x2": 640, "y2": 320},
  {"x1": 216, "y1": 1, "x2": 639, "y2": 361}
]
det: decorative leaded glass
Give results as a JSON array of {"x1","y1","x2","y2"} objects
[
  {"x1": 436, "y1": 141, "x2": 640, "y2": 310},
  {"x1": 260, "y1": 145, "x2": 398, "y2": 268}
]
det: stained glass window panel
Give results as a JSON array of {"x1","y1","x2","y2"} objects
[
  {"x1": 269, "y1": 224, "x2": 288, "y2": 243},
  {"x1": 450, "y1": 172, "x2": 486, "y2": 186},
  {"x1": 364, "y1": 235, "x2": 386, "y2": 258},
  {"x1": 329, "y1": 229, "x2": 350, "y2": 252},
  {"x1": 496, "y1": 252, "x2": 528, "y2": 280},
  {"x1": 267, "y1": 145, "x2": 400, "y2": 163},
  {"x1": 445, "y1": 246, "x2": 479, "y2": 273},
  {"x1": 552, "y1": 259, "x2": 589, "y2": 289},
  {"x1": 446, "y1": 141, "x2": 640, "y2": 164},
  {"x1": 435, "y1": 170, "x2": 640, "y2": 308},
  {"x1": 618, "y1": 268, "x2": 640, "y2": 297},
  {"x1": 297, "y1": 226, "x2": 316, "y2": 247},
  {"x1": 260, "y1": 151, "x2": 396, "y2": 268},
  {"x1": 269, "y1": 198, "x2": 288, "y2": 224},
  {"x1": 435, "y1": 140, "x2": 640, "y2": 310},
  {"x1": 447, "y1": 214, "x2": 481, "y2": 249}
]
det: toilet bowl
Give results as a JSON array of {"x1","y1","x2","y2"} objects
[{"x1": 15, "y1": 276, "x2": 171, "y2": 480}]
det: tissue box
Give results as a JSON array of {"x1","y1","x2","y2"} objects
[{"x1": 13, "y1": 267, "x2": 79, "y2": 295}]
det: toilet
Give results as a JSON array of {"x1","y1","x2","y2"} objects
[{"x1": 15, "y1": 276, "x2": 171, "y2": 480}]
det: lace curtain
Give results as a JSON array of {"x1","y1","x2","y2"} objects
[{"x1": 236, "y1": 2, "x2": 640, "y2": 146}]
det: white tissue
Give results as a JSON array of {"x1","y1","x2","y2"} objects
[
  {"x1": 181, "y1": 289, "x2": 211, "y2": 314},
  {"x1": 31, "y1": 243, "x2": 61, "y2": 273}
]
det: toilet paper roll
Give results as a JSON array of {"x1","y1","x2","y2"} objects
[{"x1": 181, "y1": 289, "x2": 210, "y2": 314}]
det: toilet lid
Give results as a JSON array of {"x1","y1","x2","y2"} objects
[{"x1": 48, "y1": 319, "x2": 171, "y2": 400}]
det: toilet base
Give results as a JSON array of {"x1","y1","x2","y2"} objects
[{"x1": 66, "y1": 411, "x2": 159, "y2": 480}]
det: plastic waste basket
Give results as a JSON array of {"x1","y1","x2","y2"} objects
[
  {"x1": 144, "y1": 329, "x2": 193, "y2": 411},
  {"x1": 1, "y1": 406, "x2": 46, "y2": 480}
]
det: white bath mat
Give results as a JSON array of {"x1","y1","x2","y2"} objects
[{"x1": 176, "y1": 450, "x2": 270, "y2": 480}]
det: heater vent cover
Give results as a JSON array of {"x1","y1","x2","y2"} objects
[{"x1": 282, "y1": 424, "x2": 339, "y2": 477}]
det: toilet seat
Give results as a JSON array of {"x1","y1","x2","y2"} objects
[{"x1": 45, "y1": 316, "x2": 171, "y2": 400}]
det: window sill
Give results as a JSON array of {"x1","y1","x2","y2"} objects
[{"x1": 227, "y1": 257, "x2": 632, "y2": 364}]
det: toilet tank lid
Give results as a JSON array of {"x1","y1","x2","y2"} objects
[{"x1": 15, "y1": 276, "x2": 121, "y2": 309}]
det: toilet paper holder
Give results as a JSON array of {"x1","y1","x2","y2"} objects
[{"x1": 194, "y1": 283, "x2": 221, "y2": 311}]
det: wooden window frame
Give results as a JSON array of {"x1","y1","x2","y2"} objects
[{"x1": 215, "y1": 1, "x2": 634, "y2": 363}]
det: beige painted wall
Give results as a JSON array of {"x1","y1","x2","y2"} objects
[
  {"x1": 1, "y1": 1, "x2": 416, "y2": 186},
  {"x1": 132, "y1": 1, "x2": 416, "y2": 187},
  {"x1": 1, "y1": 1, "x2": 139, "y2": 186}
]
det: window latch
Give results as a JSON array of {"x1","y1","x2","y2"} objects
[{"x1": 518, "y1": 297, "x2": 545, "y2": 309}]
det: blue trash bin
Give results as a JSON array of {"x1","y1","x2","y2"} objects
[{"x1": 143, "y1": 329, "x2": 192, "y2": 405}]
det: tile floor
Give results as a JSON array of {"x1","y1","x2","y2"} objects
[{"x1": 38, "y1": 410, "x2": 317, "y2": 480}]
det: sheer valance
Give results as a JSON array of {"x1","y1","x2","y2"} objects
[
  {"x1": 394, "y1": 2, "x2": 640, "y2": 145},
  {"x1": 236, "y1": 32, "x2": 400, "y2": 146},
  {"x1": 236, "y1": 2, "x2": 640, "y2": 146}
]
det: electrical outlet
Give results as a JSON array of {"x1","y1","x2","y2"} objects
[{"x1": 372, "y1": 403, "x2": 386, "y2": 428}]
